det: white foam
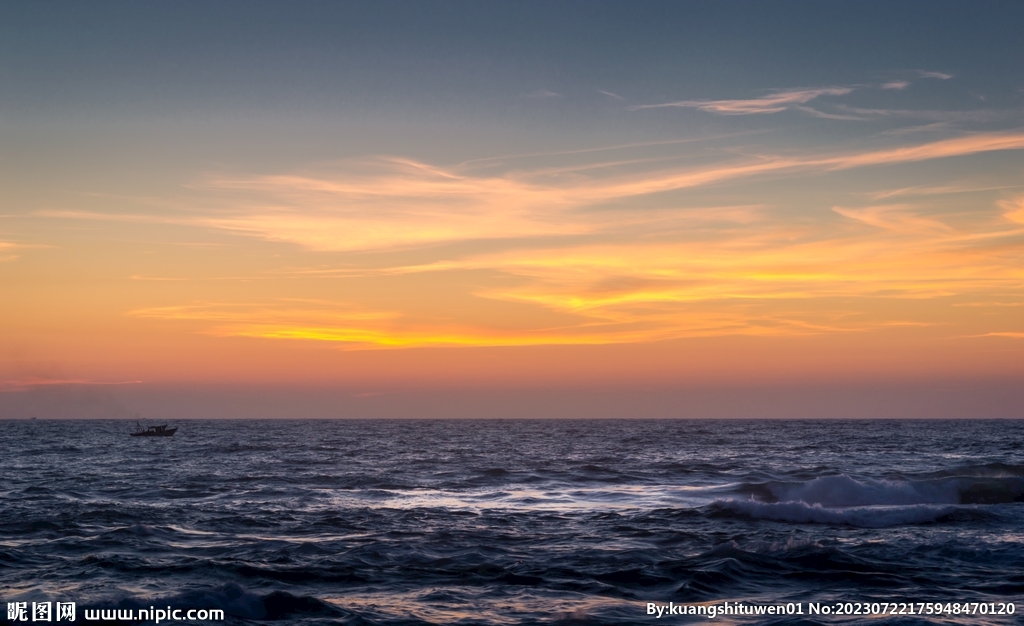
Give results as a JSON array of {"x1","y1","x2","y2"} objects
[{"x1": 318, "y1": 485, "x2": 720, "y2": 513}]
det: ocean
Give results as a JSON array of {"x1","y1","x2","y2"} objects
[{"x1": 1, "y1": 419, "x2": 1022, "y2": 625}]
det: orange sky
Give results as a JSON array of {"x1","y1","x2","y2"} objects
[{"x1": 2, "y1": 5, "x2": 1023, "y2": 416}]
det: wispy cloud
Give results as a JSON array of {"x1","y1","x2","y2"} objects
[
  {"x1": 919, "y1": 70, "x2": 954, "y2": 80},
  {"x1": 953, "y1": 301, "x2": 1022, "y2": 308},
  {"x1": 198, "y1": 158, "x2": 594, "y2": 251},
  {"x1": 388, "y1": 209, "x2": 1024, "y2": 342},
  {"x1": 127, "y1": 274, "x2": 269, "y2": 282},
  {"x1": 879, "y1": 122, "x2": 951, "y2": 136},
  {"x1": 598, "y1": 90, "x2": 625, "y2": 100},
  {"x1": 823, "y1": 132, "x2": 1024, "y2": 169},
  {"x1": 523, "y1": 89, "x2": 560, "y2": 98},
  {"x1": 188, "y1": 160, "x2": 853, "y2": 250},
  {"x1": 126, "y1": 300, "x2": 673, "y2": 347},
  {"x1": 457, "y1": 133, "x2": 753, "y2": 168},
  {"x1": 0, "y1": 242, "x2": 18, "y2": 262},
  {"x1": 1000, "y1": 196, "x2": 1024, "y2": 224},
  {"x1": 882, "y1": 80, "x2": 910, "y2": 90},
  {"x1": 0, "y1": 378, "x2": 142, "y2": 392},
  {"x1": 128, "y1": 300, "x2": 398, "y2": 324},
  {"x1": 793, "y1": 106, "x2": 866, "y2": 121},
  {"x1": 39, "y1": 131, "x2": 1024, "y2": 254},
  {"x1": 136, "y1": 189, "x2": 1024, "y2": 350},
  {"x1": 832, "y1": 204, "x2": 953, "y2": 234},
  {"x1": 29, "y1": 129, "x2": 1024, "y2": 349},
  {"x1": 34, "y1": 210, "x2": 197, "y2": 226},
  {"x1": 835, "y1": 106, "x2": 1000, "y2": 123},
  {"x1": 632, "y1": 87, "x2": 853, "y2": 114},
  {"x1": 867, "y1": 183, "x2": 1019, "y2": 200}
]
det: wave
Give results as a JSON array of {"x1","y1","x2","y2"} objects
[
  {"x1": 710, "y1": 500, "x2": 987, "y2": 527},
  {"x1": 716, "y1": 471, "x2": 1022, "y2": 527},
  {"x1": 740, "y1": 473, "x2": 1024, "y2": 507}
]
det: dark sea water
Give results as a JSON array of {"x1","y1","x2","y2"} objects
[{"x1": 2, "y1": 419, "x2": 1023, "y2": 625}]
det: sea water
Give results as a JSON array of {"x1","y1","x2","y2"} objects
[{"x1": 1, "y1": 419, "x2": 1022, "y2": 624}]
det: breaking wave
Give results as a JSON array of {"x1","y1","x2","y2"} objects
[{"x1": 715, "y1": 468, "x2": 1023, "y2": 527}]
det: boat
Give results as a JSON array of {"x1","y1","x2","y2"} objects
[{"x1": 130, "y1": 422, "x2": 177, "y2": 437}]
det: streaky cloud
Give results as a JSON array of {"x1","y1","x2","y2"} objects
[
  {"x1": 0, "y1": 378, "x2": 142, "y2": 392},
  {"x1": 631, "y1": 87, "x2": 853, "y2": 115},
  {"x1": 1000, "y1": 197, "x2": 1024, "y2": 224},
  {"x1": 61, "y1": 133, "x2": 1024, "y2": 350},
  {"x1": 0, "y1": 241, "x2": 19, "y2": 262},
  {"x1": 36, "y1": 131, "x2": 1024, "y2": 254},
  {"x1": 523, "y1": 89, "x2": 561, "y2": 98},
  {"x1": 793, "y1": 106, "x2": 866, "y2": 121},
  {"x1": 836, "y1": 105, "x2": 1001, "y2": 123},
  {"x1": 825, "y1": 132, "x2": 1024, "y2": 169},
  {"x1": 879, "y1": 122, "x2": 951, "y2": 136},
  {"x1": 457, "y1": 131, "x2": 763, "y2": 168},
  {"x1": 832, "y1": 205, "x2": 953, "y2": 234},
  {"x1": 868, "y1": 183, "x2": 1020, "y2": 200}
]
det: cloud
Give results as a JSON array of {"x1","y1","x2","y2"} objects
[
  {"x1": 918, "y1": 71, "x2": 954, "y2": 80},
  {"x1": 598, "y1": 90, "x2": 625, "y2": 100},
  {"x1": 0, "y1": 242, "x2": 18, "y2": 261},
  {"x1": 128, "y1": 300, "x2": 398, "y2": 325},
  {"x1": 867, "y1": 183, "x2": 1018, "y2": 200},
  {"x1": 312, "y1": 195, "x2": 1021, "y2": 346},
  {"x1": 457, "y1": 134, "x2": 751, "y2": 168},
  {"x1": 198, "y1": 158, "x2": 594, "y2": 251},
  {"x1": 33, "y1": 210, "x2": 198, "y2": 226},
  {"x1": 121, "y1": 197, "x2": 1021, "y2": 349},
  {"x1": 0, "y1": 378, "x2": 142, "y2": 392},
  {"x1": 63, "y1": 131, "x2": 1024, "y2": 350},
  {"x1": 793, "y1": 106, "x2": 866, "y2": 121},
  {"x1": 825, "y1": 132, "x2": 1024, "y2": 169},
  {"x1": 38, "y1": 131, "x2": 1024, "y2": 255},
  {"x1": 879, "y1": 122, "x2": 951, "y2": 136},
  {"x1": 546, "y1": 132, "x2": 1024, "y2": 200},
  {"x1": 882, "y1": 80, "x2": 910, "y2": 90},
  {"x1": 1000, "y1": 197, "x2": 1024, "y2": 224},
  {"x1": 632, "y1": 87, "x2": 853, "y2": 114},
  {"x1": 126, "y1": 300, "x2": 667, "y2": 347},
  {"x1": 523, "y1": 89, "x2": 560, "y2": 98},
  {"x1": 834, "y1": 106, "x2": 1004, "y2": 124},
  {"x1": 832, "y1": 205, "x2": 953, "y2": 234},
  {"x1": 418, "y1": 213, "x2": 1023, "y2": 338},
  {"x1": 953, "y1": 302, "x2": 1022, "y2": 307}
]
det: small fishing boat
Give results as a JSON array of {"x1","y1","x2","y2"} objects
[{"x1": 130, "y1": 422, "x2": 177, "y2": 437}]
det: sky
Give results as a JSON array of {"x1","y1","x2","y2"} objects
[{"x1": 2, "y1": 1, "x2": 1024, "y2": 418}]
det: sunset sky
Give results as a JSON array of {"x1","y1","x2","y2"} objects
[{"x1": 3, "y1": 1, "x2": 1023, "y2": 418}]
